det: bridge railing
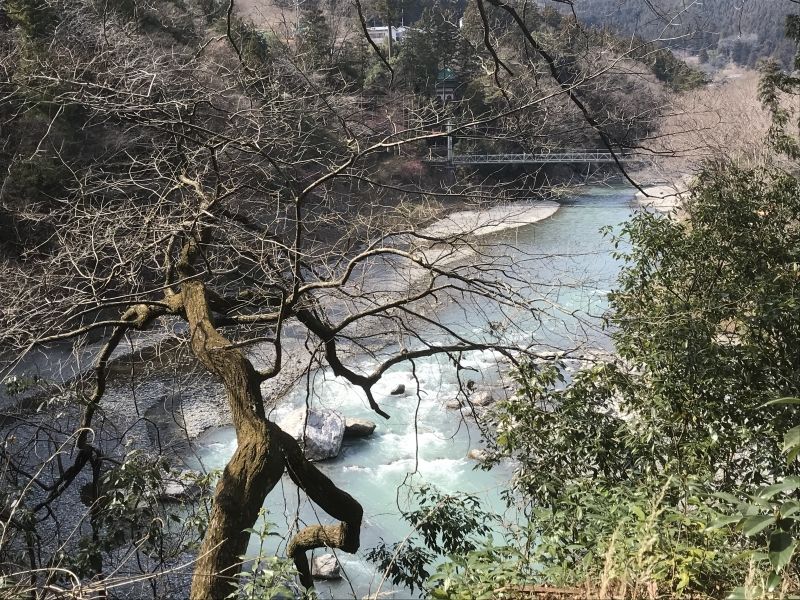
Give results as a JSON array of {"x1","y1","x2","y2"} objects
[{"x1": 425, "y1": 150, "x2": 638, "y2": 164}]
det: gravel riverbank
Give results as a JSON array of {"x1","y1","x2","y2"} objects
[{"x1": 421, "y1": 200, "x2": 560, "y2": 238}]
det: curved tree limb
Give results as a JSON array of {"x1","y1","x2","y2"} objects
[
  {"x1": 34, "y1": 301, "x2": 174, "y2": 512},
  {"x1": 275, "y1": 425, "x2": 363, "y2": 588},
  {"x1": 183, "y1": 279, "x2": 288, "y2": 599}
]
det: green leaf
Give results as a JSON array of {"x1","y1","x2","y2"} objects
[
  {"x1": 713, "y1": 491, "x2": 743, "y2": 505},
  {"x1": 630, "y1": 504, "x2": 645, "y2": 520},
  {"x1": 766, "y1": 570, "x2": 782, "y2": 592},
  {"x1": 768, "y1": 530, "x2": 797, "y2": 571},
  {"x1": 780, "y1": 501, "x2": 800, "y2": 518},
  {"x1": 726, "y1": 586, "x2": 762, "y2": 600},
  {"x1": 763, "y1": 397, "x2": 800, "y2": 407},
  {"x1": 708, "y1": 514, "x2": 743, "y2": 530},
  {"x1": 758, "y1": 477, "x2": 800, "y2": 499},
  {"x1": 741, "y1": 514, "x2": 775, "y2": 536},
  {"x1": 783, "y1": 425, "x2": 800, "y2": 456}
]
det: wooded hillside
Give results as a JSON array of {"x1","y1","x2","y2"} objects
[{"x1": 565, "y1": 0, "x2": 796, "y2": 68}]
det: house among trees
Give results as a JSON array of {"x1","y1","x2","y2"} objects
[
  {"x1": 366, "y1": 25, "x2": 407, "y2": 46},
  {"x1": 435, "y1": 66, "x2": 461, "y2": 103}
]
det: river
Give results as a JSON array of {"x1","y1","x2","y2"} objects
[{"x1": 185, "y1": 184, "x2": 638, "y2": 598}]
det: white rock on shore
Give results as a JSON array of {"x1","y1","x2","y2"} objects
[
  {"x1": 470, "y1": 390, "x2": 495, "y2": 407},
  {"x1": 635, "y1": 180, "x2": 689, "y2": 213},
  {"x1": 159, "y1": 470, "x2": 201, "y2": 502},
  {"x1": 467, "y1": 448, "x2": 489, "y2": 462},
  {"x1": 343, "y1": 418, "x2": 376, "y2": 438},
  {"x1": 312, "y1": 554, "x2": 341, "y2": 580}
]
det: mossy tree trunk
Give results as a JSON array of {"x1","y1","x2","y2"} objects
[{"x1": 180, "y1": 279, "x2": 363, "y2": 599}]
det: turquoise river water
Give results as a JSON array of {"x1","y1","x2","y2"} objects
[{"x1": 186, "y1": 185, "x2": 638, "y2": 598}]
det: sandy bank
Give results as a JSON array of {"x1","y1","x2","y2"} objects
[
  {"x1": 421, "y1": 200, "x2": 560, "y2": 238},
  {"x1": 375, "y1": 200, "x2": 561, "y2": 293},
  {"x1": 635, "y1": 180, "x2": 690, "y2": 213}
]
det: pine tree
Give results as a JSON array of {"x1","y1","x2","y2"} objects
[
  {"x1": 296, "y1": 8, "x2": 333, "y2": 72},
  {"x1": 758, "y1": 11, "x2": 800, "y2": 159}
]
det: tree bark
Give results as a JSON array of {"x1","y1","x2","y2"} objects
[
  {"x1": 184, "y1": 280, "x2": 286, "y2": 600},
  {"x1": 183, "y1": 279, "x2": 364, "y2": 598}
]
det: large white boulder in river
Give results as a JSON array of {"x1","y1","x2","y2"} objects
[{"x1": 277, "y1": 407, "x2": 345, "y2": 461}]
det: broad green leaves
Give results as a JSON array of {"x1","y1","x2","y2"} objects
[
  {"x1": 784, "y1": 426, "x2": 800, "y2": 464},
  {"x1": 768, "y1": 531, "x2": 796, "y2": 572},
  {"x1": 483, "y1": 162, "x2": 800, "y2": 597},
  {"x1": 741, "y1": 515, "x2": 775, "y2": 537},
  {"x1": 365, "y1": 485, "x2": 499, "y2": 595},
  {"x1": 710, "y1": 475, "x2": 800, "y2": 593}
]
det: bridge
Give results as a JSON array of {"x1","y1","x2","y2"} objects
[{"x1": 424, "y1": 149, "x2": 640, "y2": 165}]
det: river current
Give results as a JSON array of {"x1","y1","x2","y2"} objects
[{"x1": 186, "y1": 185, "x2": 638, "y2": 598}]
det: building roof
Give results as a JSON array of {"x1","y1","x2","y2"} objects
[{"x1": 436, "y1": 67, "x2": 458, "y2": 82}]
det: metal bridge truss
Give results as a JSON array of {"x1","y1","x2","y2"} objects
[{"x1": 425, "y1": 150, "x2": 639, "y2": 165}]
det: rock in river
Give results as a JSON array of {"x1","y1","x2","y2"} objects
[
  {"x1": 467, "y1": 448, "x2": 489, "y2": 462},
  {"x1": 277, "y1": 407, "x2": 345, "y2": 461},
  {"x1": 470, "y1": 390, "x2": 495, "y2": 407},
  {"x1": 312, "y1": 554, "x2": 342, "y2": 580},
  {"x1": 344, "y1": 418, "x2": 376, "y2": 438}
]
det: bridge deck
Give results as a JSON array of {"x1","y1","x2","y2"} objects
[{"x1": 425, "y1": 151, "x2": 637, "y2": 165}]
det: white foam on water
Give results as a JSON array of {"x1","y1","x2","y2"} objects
[
  {"x1": 370, "y1": 428, "x2": 451, "y2": 462},
  {"x1": 369, "y1": 457, "x2": 469, "y2": 490},
  {"x1": 187, "y1": 428, "x2": 238, "y2": 471},
  {"x1": 179, "y1": 187, "x2": 632, "y2": 598},
  {"x1": 341, "y1": 464, "x2": 369, "y2": 474}
]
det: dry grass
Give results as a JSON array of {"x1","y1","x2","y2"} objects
[
  {"x1": 492, "y1": 583, "x2": 711, "y2": 599},
  {"x1": 637, "y1": 70, "x2": 773, "y2": 182},
  {"x1": 235, "y1": 0, "x2": 363, "y2": 45}
]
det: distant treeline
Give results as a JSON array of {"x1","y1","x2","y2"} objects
[{"x1": 565, "y1": 0, "x2": 797, "y2": 68}]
